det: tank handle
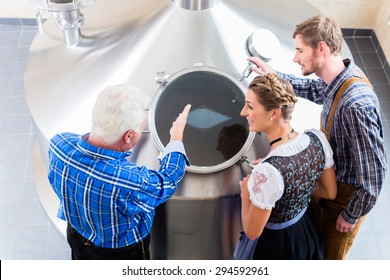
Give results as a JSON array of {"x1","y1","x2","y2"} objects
[{"x1": 239, "y1": 155, "x2": 254, "y2": 169}]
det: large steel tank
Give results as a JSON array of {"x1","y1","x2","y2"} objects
[{"x1": 25, "y1": 0, "x2": 349, "y2": 259}]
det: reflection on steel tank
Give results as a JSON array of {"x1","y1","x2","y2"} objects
[{"x1": 25, "y1": 0, "x2": 352, "y2": 259}]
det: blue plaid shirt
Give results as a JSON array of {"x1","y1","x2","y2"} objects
[
  {"x1": 48, "y1": 132, "x2": 189, "y2": 248},
  {"x1": 279, "y1": 59, "x2": 387, "y2": 223}
]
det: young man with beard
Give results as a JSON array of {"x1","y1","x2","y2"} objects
[{"x1": 247, "y1": 15, "x2": 387, "y2": 260}]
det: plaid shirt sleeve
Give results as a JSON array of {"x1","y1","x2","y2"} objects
[
  {"x1": 129, "y1": 151, "x2": 189, "y2": 211},
  {"x1": 277, "y1": 72, "x2": 327, "y2": 105},
  {"x1": 341, "y1": 104, "x2": 387, "y2": 223}
]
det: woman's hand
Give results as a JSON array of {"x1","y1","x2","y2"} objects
[{"x1": 251, "y1": 158, "x2": 263, "y2": 166}]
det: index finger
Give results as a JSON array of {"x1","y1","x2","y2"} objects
[{"x1": 181, "y1": 104, "x2": 191, "y2": 117}]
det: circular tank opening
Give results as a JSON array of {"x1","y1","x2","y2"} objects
[{"x1": 151, "y1": 69, "x2": 253, "y2": 173}]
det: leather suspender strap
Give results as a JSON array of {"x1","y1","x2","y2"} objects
[
  {"x1": 356, "y1": 68, "x2": 372, "y2": 87},
  {"x1": 320, "y1": 73, "x2": 371, "y2": 140}
]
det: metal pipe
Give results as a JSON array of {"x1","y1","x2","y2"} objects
[
  {"x1": 30, "y1": 0, "x2": 94, "y2": 47},
  {"x1": 53, "y1": 9, "x2": 84, "y2": 47},
  {"x1": 171, "y1": 0, "x2": 221, "y2": 10}
]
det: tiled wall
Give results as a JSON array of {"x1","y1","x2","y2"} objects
[
  {"x1": 0, "y1": 18, "x2": 36, "y2": 26},
  {"x1": 342, "y1": 28, "x2": 390, "y2": 83}
]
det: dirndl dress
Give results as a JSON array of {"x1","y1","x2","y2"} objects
[{"x1": 246, "y1": 130, "x2": 333, "y2": 260}]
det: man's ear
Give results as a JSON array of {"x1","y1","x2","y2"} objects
[
  {"x1": 123, "y1": 130, "x2": 134, "y2": 144},
  {"x1": 317, "y1": 41, "x2": 329, "y2": 55}
]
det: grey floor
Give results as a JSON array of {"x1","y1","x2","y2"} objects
[{"x1": 0, "y1": 20, "x2": 389, "y2": 260}]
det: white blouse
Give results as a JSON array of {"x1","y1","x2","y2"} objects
[{"x1": 248, "y1": 129, "x2": 334, "y2": 210}]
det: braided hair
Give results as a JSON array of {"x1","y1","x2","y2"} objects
[{"x1": 248, "y1": 73, "x2": 298, "y2": 121}]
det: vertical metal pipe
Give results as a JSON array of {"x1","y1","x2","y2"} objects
[
  {"x1": 171, "y1": 0, "x2": 221, "y2": 10},
  {"x1": 30, "y1": 0, "x2": 94, "y2": 47},
  {"x1": 53, "y1": 9, "x2": 84, "y2": 47}
]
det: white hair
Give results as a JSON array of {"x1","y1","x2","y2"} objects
[{"x1": 91, "y1": 84, "x2": 149, "y2": 144}]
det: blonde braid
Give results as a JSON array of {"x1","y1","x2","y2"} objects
[{"x1": 249, "y1": 73, "x2": 298, "y2": 120}]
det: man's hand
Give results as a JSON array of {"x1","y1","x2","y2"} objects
[
  {"x1": 170, "y1": 104, "x2": 191, "y2": 141},
  {"x1": 247, "y1": 56, "x2": 276, "y2": 76},
  {"x1": 335, "y1": 214, "x2": 355, "y2": 233}
]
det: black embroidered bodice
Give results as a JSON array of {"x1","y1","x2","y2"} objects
[{"x1": 264, "y1": 132, "x2": 325, "y2": 223}]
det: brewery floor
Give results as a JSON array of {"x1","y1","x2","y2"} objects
[{"x1": 0, "y1": 20, "x2": 389, "y2": 260}]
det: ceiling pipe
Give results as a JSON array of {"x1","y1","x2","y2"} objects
[
  {"x1": 171, "y1": 0, "x2": 221, "y2": 10},
  {"x1": 30, "y1": 0, "x2": 95, "y2": 47}
]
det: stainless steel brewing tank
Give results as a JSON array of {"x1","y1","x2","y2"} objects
[
  {"x1": 146, "y1": 66, "x2": 259, "y2": 259},
  {"x1": 24, "y1": 0, "x2": 349, "y2": 259}
]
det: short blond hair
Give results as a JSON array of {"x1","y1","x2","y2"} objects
[{"x1": 293, "y1": 15, "x2": 343, "y2": 55}]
